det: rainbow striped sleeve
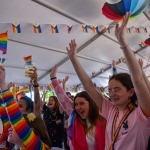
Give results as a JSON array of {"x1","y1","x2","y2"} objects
[
  {"x1": 0, "y1": 106, "x2": 11, "y2": 143},
  {"x1": 2, "y1": 90, "x2": 49, "y2": 150}
]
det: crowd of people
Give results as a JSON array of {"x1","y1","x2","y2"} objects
[{"x1": 0, "y1": 12, "x2": 150, "y2": 150}]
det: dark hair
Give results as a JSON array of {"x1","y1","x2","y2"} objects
[
  {"x1": 109, "y1": 73, "x2": 138, "y2": 106},
  {"x1": 74, "y1": 91, "x2": 105, "y2": 134},
  {"x1": 23, "y1": 113, "x2": 51, "y2": 148},
  {"x1": 20, "y1": 96, "x2": 33, "y2": 112}
]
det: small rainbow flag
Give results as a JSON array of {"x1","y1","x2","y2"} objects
[
  {"x1": 47, "y1": 84, "x2": 54, "y2": 91},
  {"x1": 67, "y1": 24, "x2": 73, "y2": 33},
  {"x1": 82, "y1": 24, "x2": 88, "y2": 33},
  {"x1": 99, "y1": 87, "x2": 105, "y2": 93},
  {"x1": 20, "y1": 87, "x2": 29, "y2": 93},
  {"x1": 0, "y1": 32, "x2": 8, "y2": 54},
  {"x1": 24, "y1": 55, "x2": 32, "y2": 65},
  {"x1": 139, "y1": 42, "x2": 145, "y2": 48},
  {"x1": 12, "y1": 23, "x2": 21, "y2": 33},
  {"x1": 55, "y1": 119, "x2": 62, "y2": 125},
  {"x1": 51, "y1": 24, "x2": 59, "y2": 34},
  {"x1": 33, "y1": 23, "x2": 42, "y2": 33},
  {"x1": 0, "y1": 58, "x2": 6, "y2": 65},
  {"x1": 92, "y1": 25, "x2": 99, "y2": 33}
]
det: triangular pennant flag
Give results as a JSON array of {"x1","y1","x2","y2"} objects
[
  {"x1": 135, "y1": 27, "x2": 140, "y2": 33},
  {"x1": 0, "y1": 32, "x2": 8, "y2": 54},
  {"x1": 104, "y1": 26, "x2": 110, "y2": 33},
  {"x1": 82, "y1": 24, "x2": 88, "y2": 33},
  {"x1": 92, "y1": 25, "x2": 99, "y2": 33},
  {"x1": 67, "y1": 24, "x2": 73, "y2": 33},
  {"x1": 139, "y1": 42, "x2": 146, "y2": 48},
  {"x1": 143, "y1": 27, "x2": 147, "y2": 33},
  {"x1": 126, "y1": 28, "x2": 131, "y2": 33},
  {"x1": 92, "y1": 71, "x2": 96, "y2": 77},
  {"x1": 33, "y1": 22, "x2": 42, "y2": 33},
  {"x1": 12, "y1": 22, "x2": 21, "y2": 33},
  {"x1": 51, "y1": 24, "x2": 59, "y2": 34}
]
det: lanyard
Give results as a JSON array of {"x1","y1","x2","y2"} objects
[{"x1": 109, "y1": 103, "x2": 135, "y2": 150}]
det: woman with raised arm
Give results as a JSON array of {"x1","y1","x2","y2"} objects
[
  {"x1": 50, "y1": 66, "x2": 106, "y2": 150},
  {"x1": 0, "y1": 65, "x2": 51, "y2": 150},
  {"x1": 66, "y1": 13, "x2": 150, "y2": 150}
]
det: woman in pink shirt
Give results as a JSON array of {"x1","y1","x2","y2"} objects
[{"x1": 66, "y1": 12, "x2": 150, "y2": 150}]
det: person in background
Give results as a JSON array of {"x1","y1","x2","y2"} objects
[{"x1": 50, "y1": 66, "x2": 106, "y2": 150}]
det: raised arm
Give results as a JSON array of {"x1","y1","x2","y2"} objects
[
  {"x1": 66, "y1": 40, "x2": 104, "y2": 108},
  {"x1": 50, "y1": 66, "x2": 73, "y2": 115},
  {"x1": 115, "y1": 12, "x2": 150, "y2": 116},
  {"x1": 62, "y1": 76, "x2": 69, "y2": 91},
  {"x1": 29, "y1": 67, "x2": 41, "y2": 117},
  {"x1": 138, "y1": 59, "x2": 150, "y2": 92}
]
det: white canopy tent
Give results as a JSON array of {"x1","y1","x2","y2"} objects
[{"x1": 0, "y1": 0, "x2": 150, "y2": 92}]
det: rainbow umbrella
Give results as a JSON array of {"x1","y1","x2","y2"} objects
[{"x1": 102, "y1": 0, "x2": 150, "y2": 21}]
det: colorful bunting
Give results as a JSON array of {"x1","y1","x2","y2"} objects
[
  {"x1": 0, "y1": 32, "x2": 8, "y2": 54},
  {"x1": 100, "y1": 68, "x2": 105, "y2": 73},
  {"x1": 105, "y1": 27, "x2": 110, "y2": 33},
  {"x1": 92, "y1": 71, "x2": 96, "y2": 77},
  {"x1": 135, "y1": 27, "x2": 140, "y2": 33},
  {"x1": 67, "y1": 24, "x2": 73, "y2": 33},
  {"x1": 12, "y1": 22, "x2": 21, "y2": 33},
  {"x1": 82, "y1": 24, "x2": 88, "y2": 33},
  {"x1": 126, "y1": 28, "x2": 131, "y2": 33},
  {"x1": 92, "y1": 25, "x2": 99, "y2": 33},
  {"x1": 33, "y1": 23, "x2": 42, "y2": 33},
  {"x1": 139, "y1": 42, "x2": 146, "y2": 48},
  {"x1": 143, "y1": 27, "x2": 147, "y2": 33},
  {"x1": 51, "y1": 24, "x2": 59, "y2": 34},
  {"x1": 47, "y1": 84, "x2": 54, "y2": 91}
]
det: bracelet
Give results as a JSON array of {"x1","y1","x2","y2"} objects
[
  {"x1": 33, "y1": 84, "x2": 39, "y2": 87},
  {"x1": 120, "y1": 44, "x2": 129, "y2": 49},
  {"x1": 50, "y1": 77, "x2": 57, "y2": 80}
]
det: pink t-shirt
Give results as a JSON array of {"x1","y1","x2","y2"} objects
[{"x1": 100, "y1": 99, "x2": 150, "y2": 150}]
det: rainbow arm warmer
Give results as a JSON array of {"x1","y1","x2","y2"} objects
[
  {"x1": 52, "y1": 79, "x2": 73, "y2": 115},
  {"x1": 1, "y1": 89, "x2": 49, "y2": 150}
]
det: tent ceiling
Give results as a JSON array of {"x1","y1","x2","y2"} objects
[{"x1": 0, "y1": 0, "x2": 150, "y2": 90}]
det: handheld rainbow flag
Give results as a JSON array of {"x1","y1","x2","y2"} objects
[
  {"x1": 82, "y1": 24, "x2": 88, "y2": 33},
  {"x1": 33, "y1": 23, "x2": 42, "y2": 33},
  {"x1": 47, "y1": 84, "x2": 54, "y2": 91},
  {"x1": 51, "y1": 24, "x2": 59, "y2": 34},
  {"x1": 0, "y1": 32, "x2": 8, "y2": 54},
  {"x1": 139, "y1": 42, "x2": 146, "y2": 48},
  {"x1": 67, "y1": 24, "x2": 73, "y2": 33},
  {"x1": 24, "y1": 55, "x2": 32, "y2": 65},
  {"x1": 20, "y1": 87, "x2": 29, "y2": 93},
  {"x1": 12, "y1": 22, "x2": 21, "y2": 33},
  {"x1": 92, "y1": 25, "x2": 99, "y2": 33}
]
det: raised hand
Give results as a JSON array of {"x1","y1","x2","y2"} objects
[
  {"x1": 0, "y1": 65, "x2": 7, "y2": 90},
  {"x1": 50, "y1": 65, "x2": 58, "y2": 79},
  {"x1": 115, "y1": 12, "x2": 130, "y2": 44},
  {"x1": 28, "y1": 67, "x2": 38, "y2": 85},
  {"x1": 62, "y1": 76, "x2": 69, "y2": 84},
  {"x1": 138, "y1": 59, "x2": 143, "y2": 69},
  {"x1": 66, "y1": 39, "x2": 77, "y2": 59}
]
